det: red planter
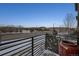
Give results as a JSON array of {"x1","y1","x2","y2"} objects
[{"x1": 59, "y1": 40, "x2": 79, "y2": 56}]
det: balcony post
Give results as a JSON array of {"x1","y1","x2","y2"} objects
[
  {"x1": 45, "y1": 33, "x2": 48, "y2": 50},
  {"x1": 32, "y1": 37, "x2": 34, "y2": 56},
  {"x1": 0, "y1": 33, "x2": 1, "y2": 45}
]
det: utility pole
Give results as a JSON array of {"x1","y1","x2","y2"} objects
[
  {"x1": 53, "y1": 24, "x2": 54, "y2": 29},
  {"x1": 53, "y1": 24, "x2": 54, "y2": 33}
]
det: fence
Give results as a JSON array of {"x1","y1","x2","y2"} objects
[{"x1": 0, "y1": 34, "x2": 45, "y2": 56}]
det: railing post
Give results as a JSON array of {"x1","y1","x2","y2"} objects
[
  {"x1": 45, "y1": 33, "x2": 47, "y2": 50},
  {"x1": 0, "y1": 33, "x2": 1, "y2": 45},
  {"x1": 32, "y1": 37, "x2": 34, "y2": 56}
]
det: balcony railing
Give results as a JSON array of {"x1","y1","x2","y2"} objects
[
  {"x1": 0, "y1": 32, "x2": 77, "y2": 56},
  {"x1": 0, "y1": 33, "x2": 45, "y2": 56}
]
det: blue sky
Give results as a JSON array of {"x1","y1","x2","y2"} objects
[{"x1": 0, "y1": 3, "x2": 76, "y2": 27}]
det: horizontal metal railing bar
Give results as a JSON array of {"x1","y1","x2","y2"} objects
[
  {"x1": 0, "y1": 42, "x2": 31, "y2": 55},
  {"x1": 34, "y1": 44, "x2": 45, "y2": 50},
  {"x1": 20, "y1": 36, "x2": 44, "y2": 56},
  {"x1": 0, "y1": 37, "x2": 44, "y2": 52},
  {"x1": 24, "y1": 51, "x2": 32, "y2": 56},
  {"x1": 34, "y1": 40, "x2": 45, "y2": 44},
  {"x1": 34, "y1": 41, "x2": 45, "y2": 46},
  {"x1": 34, "y1": 44, "x2": 45, "y2": 51},
  {"x1": 34, "y1": 48, "x2": 41, "y2": 55},
  {"x1": 0, "y1": 39, "x2": 32, "y2": 51},
  {"x1": 34, "y1": 40, "x2": 44, "y2": 45},
  {"x1": 0, "y1": 34, "x2": 46, "y2": 56},
  {"x1": 21, "y1": 50, "x2": 32, "y2": 56},
  {"x1": 26, "y1": 53, "x2": 32, "y2": 56},
  {"x1": 34, "y1": 38, "x2": 44, "y2": 41},
  {"x1": 13, "y1": 47, "x2": 32, "y2": 56},
  {"x1": 34, "y1": 35, "x2": 45, "y2": 40},
  {"x1": 34, "y1": 44, "x2": 44, "y2": 48},
  {"x1": 34, "y1": 45, "x2": 44, "y2": 51},
  {"x1": 0, "y1": 38, "x2": 32, "y2": 45},
  {"x1": 34, "y1": 46, "x2": 41, "y2": 53},
  {"x1": 34, "y1": 51, "x2": 41, "y2": 56},
  {"x1": 34, "y1": 44, "x2": 42, "y2": 48},
  {"x1": 34, "y1": 39, "x2": 45, "y2": 43},
  {"x1": 34, "y1": 44, "x2": 41, "y2": 50},
  {"x1": 34, "y1": 47, "x2": 42, "y2": 56},
  {"x1": 1, "y1": 44, "x2": 32, "y2": 56},
  {"x1": 34, "y1": 44, "x2": 44, "y2": 55},
  {"x1": 14, "y1": 49, "x2": 32, "y2": 56},
  {"x1": 34, "y1": 37, "x2": 45, "y2": 42},
  {"x1": 34, "y1": 48, "x2": 41, "y2": 54},
  {"x1": 34, "y1": 44, "x2": 43, "y2": 52},
  {"x1": 34, "y1": 44, "x2": 39, "y2": 47},
  {"x1": 34, "y1": 40, "x2": 44, "y2": 44},
  {"x1": 34, "y1": 42, "x2": 45, "y2": 47},
  {"x1": 4, "y1": 45, "x2": 32, "y2": 56}
]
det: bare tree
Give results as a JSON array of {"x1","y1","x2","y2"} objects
[
  {"x1": 64, "y1": 13, "x2": 76, "y2": 28},
  {"x1": 63, "y1": 13, "x2": 77, "y2": 33}
]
